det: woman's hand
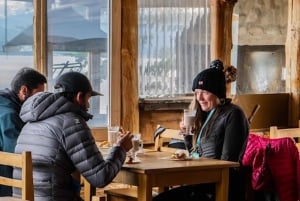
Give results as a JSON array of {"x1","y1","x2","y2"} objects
[
  {"x1": 179, "y1": 118, "x2": 188, "y2": 135},
  {"x1": 179, "y1": 117, "x2": 195, "y2": 136}
]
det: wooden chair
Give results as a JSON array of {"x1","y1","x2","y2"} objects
[
  {"x1": 105, "y1": 187, "x2": 137, "y2": 201},
  {"x1": 154, "y1": 125, "x2": 185, "y2": 153},
  {"x1": 81, "y1": 177, "x2": 93, "y2": 201},
  {"x1": 0, "y1": 151, "x2": 34, "y2": 201},
  {"x1": 248, "y1": 104, "x2": 261, "y2": 125},
  {"x1": 269, "y1": 120, "x2": 300, "y2": 149}
]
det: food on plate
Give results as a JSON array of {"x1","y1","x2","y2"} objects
[
  {"x1": 126, "y1": 156, "x2": 134, "y2": 164},
  {"x1": 97, "y1": 141, "x2": 112, "y2": 148},
  {"x1": 170, "y1": 150, "x2": 187, "y2": 160}
]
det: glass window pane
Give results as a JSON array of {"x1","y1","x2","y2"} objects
[
  {"x1": 232, "y1": 1, "x2": 287, "y2": 94},
  {"x1": 46, "y1": 0, "x2": 109, "y2": 127},
  {"x1": 0, "y1": 0, "x2": 34, "y2": 89},
  {"x1": 138, "y1": 0, "x2": 210, "y2": 98}
]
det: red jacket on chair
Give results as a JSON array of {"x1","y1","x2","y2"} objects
[{"x1": 242, "y1": 133, "x2": 300, "y2": 201}]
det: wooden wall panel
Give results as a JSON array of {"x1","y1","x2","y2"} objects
[{"x1": 231, "y1": 93, "x2": 290, "y2": 128}]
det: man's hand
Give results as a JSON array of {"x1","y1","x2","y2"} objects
[{"x1": 117, "y1": 131, "x2": 133, "y2": 152}]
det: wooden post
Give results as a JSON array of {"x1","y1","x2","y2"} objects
[
  {"x1": 111, "y1": 0, "x2": 122, "y2": 127},
  {"x1": 285, "y1": 0, "x2": 300, "y2": 126},
  {"x1": 221, "y1": 0, "x2": 237, "y2": 65},
  {"x1": 34, "y1": 0, "x2": 47, "y2": 75},
  {"x1": 209, "y1": 0, "x2": 237, "y2": 95},
  {"x1": 121, "y1": 0, "x2": 139, "y2": 133},
  {"x1": 209, "y1": 0, "x2": 223, "y2": 61}
]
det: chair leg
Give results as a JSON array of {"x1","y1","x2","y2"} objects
[{"x1": 83, "y1": 177, "x2": 96, "y2": 201}]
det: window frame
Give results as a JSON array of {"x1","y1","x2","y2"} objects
[{"x1": 33, "y1": 0, "x2": 121, "y2": 139}]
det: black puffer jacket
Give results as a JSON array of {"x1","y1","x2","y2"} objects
[
  {"x1": 13, "y1": 92, "x2": 126, "y2": 201},
  {"x1": 190, "y1": 102, "x2": 249, "y2": 161}
]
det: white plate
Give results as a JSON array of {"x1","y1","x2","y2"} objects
[
  {"x1": 170, "y1": 157, "x2": 193, "y2": 161},
  {"x1": 126, "y1": 159, "x2": 141, "y2": 164},
  {"x1": 160, "y1": 156, "x2": 193, "y2": 161}
]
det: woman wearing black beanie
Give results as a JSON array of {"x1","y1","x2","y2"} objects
[{"x1": 153, "y1": 59, "x2": 249, "y2": 201}]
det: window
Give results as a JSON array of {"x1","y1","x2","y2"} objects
[
  {"x1": 138, "y1": 0, "x2": 210, "y2": 98},
  {"x1": 0, "y1": 0, "x2": 34, "y2": 89},
  {"x1": 232, "y1": 0, "x2": 287, "y2": 94},
  {"x1": 46, "y1": 0, "x2": 109, "y2": 127}
]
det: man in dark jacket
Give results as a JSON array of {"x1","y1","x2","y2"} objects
[
  {"x1": 14, "y1": 72, "x2": 133, "y2": 201},
  {"x1": 0, "y1": 67, "x2": 47, "y2": 196}
]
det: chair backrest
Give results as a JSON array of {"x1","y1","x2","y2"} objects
[
  {"x1": 154, "y1": 125, "x2": 184, "y2": 152},
  {"x1": 269, "y1": 121, "x2": 300, "y2": 149},
  {"x1": 248, "y1": 104, "x2": 261, "y2": 125},
  {"x1": 0, "y1": 151, "x2": 34, "y2": 201}
]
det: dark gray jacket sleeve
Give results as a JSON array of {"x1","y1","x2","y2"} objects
[{"x1": 61, "y1": 116, "x2": 126, "y2": 188}]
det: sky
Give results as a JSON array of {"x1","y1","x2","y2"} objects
[
  {"x1": 0, "y1": 1, "x2": 33, "y2": 17},
  {"x1": 0, "y1": 1, "x2": 33, "y2": 47}
]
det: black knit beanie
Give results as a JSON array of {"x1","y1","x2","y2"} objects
[{"x1": 192, "y1": 59, "x2": 226, "y2": 99}]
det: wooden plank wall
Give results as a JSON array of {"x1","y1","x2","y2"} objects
[{"x1": 231, "y1": 94, "x2": 290, "y2": 129}]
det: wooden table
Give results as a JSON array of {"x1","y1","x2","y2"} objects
[{"x1": 112, "y1": 151, "x2": 239, "y2": 201}]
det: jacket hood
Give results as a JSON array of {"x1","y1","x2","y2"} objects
[
  {"x1": 0, "y1": 88, "x2": 21, "y2": 111},
  {"x1": 20, "y1": 92, "x2": 93, "y2": 123}
]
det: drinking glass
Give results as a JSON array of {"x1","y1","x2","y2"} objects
[
  {"x1": 131, "y1": 134, "x2": 143, "y2": 162},
  {"x1": 183, "y1": 109, "x2": 196, "y2": 135},
  {"x1": 107, "y1": 126, "x2": 120, "y2": 146}
]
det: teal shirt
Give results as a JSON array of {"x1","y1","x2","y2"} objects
[{"x1": 191, "y1": 108, "x2": 216, "y2": 158}]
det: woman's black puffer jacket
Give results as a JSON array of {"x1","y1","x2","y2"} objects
[{"x1": 13, "y1": 92, "x2": 126, "y2": 201}]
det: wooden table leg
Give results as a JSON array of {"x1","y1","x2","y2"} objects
[
  {"x1": 215, "y1": 168, "x2": 229, "y2": 201},
  {"x1": 138, "y1": 174, "x2": 152, "y2": 201}
]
